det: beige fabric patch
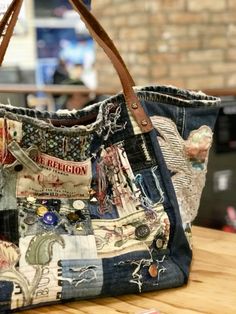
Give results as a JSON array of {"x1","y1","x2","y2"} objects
[
  {"x1": 16, "y1": 153, "x2": 92, "y2": 199},
  {"x1": 92, "y1": 204, "x2": 169, "y2": 258},
  {"x1": 151, "y1": 116, "x2": 213, "y2": 224}
]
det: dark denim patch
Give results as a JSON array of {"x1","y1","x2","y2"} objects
[
  {"x1": 101, "y1": 250, "x2": 184, "y2": 296},
  {"x1": 0, "y1": 210, "x2": 18, "y2": 245},
  {"x1": 123, "y1": 134, "x2": 156, "y2": 172},
  {"x1": 0, "y1": 281, "x2": 13, "y2": 312}
]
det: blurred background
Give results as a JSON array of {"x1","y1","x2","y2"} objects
[{"x1": 0, "y1": 0, "x2": 236, "y2": 232}]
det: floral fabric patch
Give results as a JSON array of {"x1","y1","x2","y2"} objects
[{"x1": 151, "y1": 116, "x2": 213, "y2": 224}]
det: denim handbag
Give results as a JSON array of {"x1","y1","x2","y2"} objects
[{"x1": 0, "y1": 1, "x2": 220, "y2": 312}]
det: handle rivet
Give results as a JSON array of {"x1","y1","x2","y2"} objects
[
  {"x1": 141, "y1": 119, "x2": 148, "y2": 126},
  {"x1": 131, "y1": 103, "x2": 138, "y2": 109}
]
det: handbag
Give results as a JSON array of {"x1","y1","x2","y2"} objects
[{"x1": 0, "y1": 0, "x2": 220, "y2": 312}]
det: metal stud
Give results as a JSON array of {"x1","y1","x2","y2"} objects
[
  {"x1": 131, "y1": 103, "x2": 138, "y2": 109},
  {"x1": 141, "y1": 119, "x2": 148, "y2": 126}
]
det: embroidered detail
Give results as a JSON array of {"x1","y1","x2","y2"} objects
[
  {"x1": 22, "y1": 123, "x2": 93, "y2": 162},
  {"x1": 25, "y1": 233, "x2": 65, "y2": 265},
  {"x1": 0, "y1": 234, "x2": 64, "y2": 308},
  {"x1": 0, "y1": 240, "x2": 20, "y2": 269},
  {"x1": 185, "y1": 126, "x2": 213, "y2": 170},
  {"x1": 151, "y1": 116, "x2": 213, "y2": 224},
  {"x1": 97, "y1": 144, "x2": 141, "y2": 216},
  {"x1": 96, "y1": 103, "x2": 126, "y2": 140}
]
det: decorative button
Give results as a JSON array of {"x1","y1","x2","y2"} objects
[
  {"x1": 36, "y1": 206, "x2": 48, "y2": 217},
  {"x1": 90, "y1": 197, "x2": 97, "y2": 203},
  {"x1": 27, "y1": 196, "x2": 36, "y2": 204},
  {"x1": 75, "y1": 223, "x2": 83, "y2": 231},
  {"x1": 135, "y1": 224, "x2": 150, "y2": 240},
  {"x1": 42, "y1": 212, "x2": 58, "y2": 225},
  {"x1": 148, "y1": 263, "x2": 158, "y2": 278},
  {"x1": 67, "y1": 212, "x2": 80, "y2": 222},
  {"x1": 73, "y1": 200, "x2": 85, "y2": 210},
  {"x1": 89, "y1": 189, "x2": 96, "y2": 196},
  {"x1": 141, "y1": 120, "x2": 148, "y2": 126},
  {"x1": 131, "y1": 103, "x2": 138, "y2": 109},
  {"x1": 24, "y1": 214, "x2": 37, "y2": 225},
  {"x1": 14, "y1": 164, "x2": 23, "y2": 172},
  {"x1": 155, "y1": 237, "x2": 164, "y2": 249}
]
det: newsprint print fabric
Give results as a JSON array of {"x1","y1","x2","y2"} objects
[{"x1": 0, "y1": 85, "x2": 220, "y2": 312}]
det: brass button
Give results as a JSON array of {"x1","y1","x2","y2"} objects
[
  {"x1": 131, "y1": 103, "x2": 138, "y2": 109},
  {"x1": 141, "y1": 120, "x2": 148, "y2": 126},
  {"x1": 36, "y1": 206, "x2": 48, "y2": 217}
]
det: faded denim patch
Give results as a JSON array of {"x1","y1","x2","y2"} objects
[{"x1": 59, "y1": 259, "x2": 103, "y2": 299}]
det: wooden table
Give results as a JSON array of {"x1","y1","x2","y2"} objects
[{"x1": 18, "y1": 226, "x2": 236, "y2": 314}]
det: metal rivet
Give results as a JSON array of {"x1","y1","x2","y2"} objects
[
  {"x1": 141, "y1": 119, "x2": 148, "y2": 126},
  {"x1": 131, "y1": 103, "x2": 138, "y2": 109}
]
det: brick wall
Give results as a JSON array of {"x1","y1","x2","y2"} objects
[{"x1": 93, "y1": 0, "x2": 236, "y2": 91}]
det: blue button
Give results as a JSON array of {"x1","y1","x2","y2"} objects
[{"x1": 42, "y1": 212, "x2": 58, "y2": 225}]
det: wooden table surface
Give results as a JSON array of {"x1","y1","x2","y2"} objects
[{"x1": 17, "y1": 226, "x2": 236, "y2": 314}]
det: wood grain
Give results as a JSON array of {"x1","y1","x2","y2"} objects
[{"x1": 16, "y1": 226, "x2": 236, "y2": 314}]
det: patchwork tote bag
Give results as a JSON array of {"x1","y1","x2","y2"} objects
[{"x1": 0, "y1": 0, "x2": 220, "y2": 312}]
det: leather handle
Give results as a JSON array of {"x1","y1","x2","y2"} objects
[
  {"x1": 0, "y1": 0, "x2": 23, "y2": 66},
  {"x1": 0, "y1": 0, "x2": 153, "y2": 133},
  {"x1": 68, "y1": 0, "x2": 153, "y2": 133}
]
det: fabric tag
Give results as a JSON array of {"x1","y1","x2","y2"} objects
[{"x1": 16, "y1": 153, "x2": 92, "y2": 199}]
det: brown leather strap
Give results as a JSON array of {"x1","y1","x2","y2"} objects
[
  {"x1": 0, "y1": 0, "x2": 153, "y2": 133},
  {"x1": 0, "y1": 0, "x2": 23, "y2": 66},
  {"x1": 69, "y1": 0, "x2": 153, "y2": 133}
]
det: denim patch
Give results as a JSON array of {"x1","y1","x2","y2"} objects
[
  {"x1": 59, "y1": 259, "x2": 103, "y2": 299},
  {"x1": 0, "y1": 281, "x2": 13, "y2": 312},
  {"x1": 0, "y1": 210, "x2": 18, "y2": 244},
  {"x1": 123, "y1": 134, "x2": 156, "y2": 172},
  {"x1": 0, "y1": 169, "x2": 17, "y2": 211},
  {"x1": 101, "y1": 250, "x2": 184, "y2": 295}
]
